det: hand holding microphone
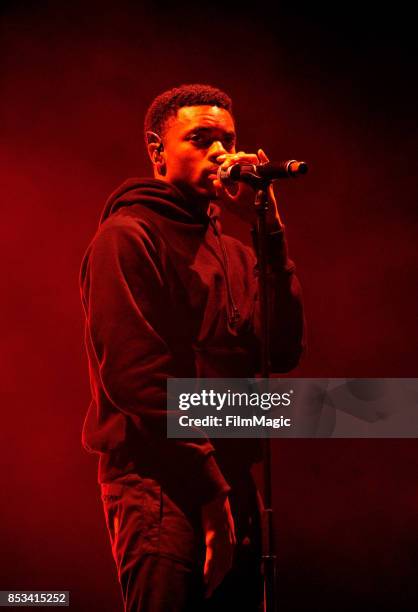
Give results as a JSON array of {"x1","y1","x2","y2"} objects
[{"x1": 212, "y1": 149, "x2": 286, "y2": 229}]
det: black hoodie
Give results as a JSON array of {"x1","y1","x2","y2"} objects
[{"x1": 79, "y1": 178, "x2": 305, "y2": 506}]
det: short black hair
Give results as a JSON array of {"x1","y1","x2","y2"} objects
[{"x1": 144, "y1": 83, "x2": 233, "y2": 142}]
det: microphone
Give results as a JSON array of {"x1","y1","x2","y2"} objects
[{"x1": 218, "y1": 160, "x2": 308, "y2": 183}]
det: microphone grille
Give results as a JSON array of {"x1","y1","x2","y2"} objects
[{"x1": 218, "y1": 164, "x2": 241, "y2": 181}]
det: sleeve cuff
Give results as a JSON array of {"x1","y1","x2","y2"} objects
[
  {"x1": 250, "y1": 226, "x2": 295, "y2": 273},
  {"x1": 193, "y1": 453, "x2": 231, "y2": 506}
]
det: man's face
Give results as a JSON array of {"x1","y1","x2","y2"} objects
[{"x1": 160, "y1": 105, "x2": 236, "y2": 202}]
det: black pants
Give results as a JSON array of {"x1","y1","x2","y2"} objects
[{"x1": 100, "y1": 473, "x2": 263, "y2": 611}]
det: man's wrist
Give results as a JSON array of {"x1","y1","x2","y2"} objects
[
  {"x1": 251, "y1": 219, "x2": 284, "y2": 234},
  {"x1": 250, "y1": 224, "x2": 291, "y2": 271},
  {"x1": 265, "y1": 208, "x2": 283, "y2": 232},
  {"x1": 265, "y1": 219, "x2": 283, "y2": 232}
]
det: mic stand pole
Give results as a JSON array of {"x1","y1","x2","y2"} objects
[{"x1": 253, "y1": 184, "x2": 277, "y2": 612}]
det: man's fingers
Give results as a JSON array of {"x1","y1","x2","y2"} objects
[
  {"x1": 204, "y1": 565, "x2": 215, "y2": 597},
  {"x1": 203, "y1": 546, "x2": 223, "y2": 599},
  {"x1": 200, "y1": 496, "x2": 236, "y2": 599},
  {"x1": 203, "y1": 542, "x2": 235, "y2": 599},
  {"x1": 257, "y1": 148, "x2": 270, "y2": 163},
  {"x1": 204, "y1": 561, "x2": 228, "y2": 599},
  {"x1": 217, "y1": 150, "x2": 270, "y2": 168},
  {"x1": 217, "y1": 152, "x2": 259, "y2": 168},
  {"x1": 203, "y1": 547, "x2": 213, "y2": 591}
]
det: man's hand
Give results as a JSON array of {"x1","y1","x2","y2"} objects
[
  {"x1": 201, "y1": 494, "x2": 236, "y2": 598},
  {"x1": 212, "y1": 148, "x2": 283, "y2": 230}
]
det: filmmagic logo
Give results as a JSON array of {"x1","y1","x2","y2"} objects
[
  {"x1": 178, "y1": 389, "x2": 293, "y2": 411},
  {"x1": 178, "y1": 414, "x2": 292, "y2": 429}
]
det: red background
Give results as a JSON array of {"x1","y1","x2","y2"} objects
[{"x1": 1, "y1": 1, "x2": 417, "y2": 610}]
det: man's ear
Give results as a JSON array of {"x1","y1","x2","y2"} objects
[{"x1": 145, "y1": 131, "x2": 164, "y2": 165}]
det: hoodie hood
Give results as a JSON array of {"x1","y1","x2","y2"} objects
[{"x1": 99, "y1": 177, "x2": 221, "y2": 228}]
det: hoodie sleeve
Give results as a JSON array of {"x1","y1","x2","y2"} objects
[
  {"x1": 80, "y1": 215, "x2": 230, "y2": 505},
  {"x1": 250, "y1": 226, "x2": 306, "y2": 373}
]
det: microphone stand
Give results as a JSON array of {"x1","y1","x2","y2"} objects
[
  {"x1": 222, "y1": 166, "x2": 283, "y2": 611},
  {"x1": 225, "y1": 162, "x2": 306, "y2": 611},
  {"x1": 253, "y1": 184, "x2": 277, "y2": 612}
]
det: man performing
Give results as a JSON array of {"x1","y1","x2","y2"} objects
[{"x1": 79, "y1": 84, "x2": 305, "y2": 611}]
